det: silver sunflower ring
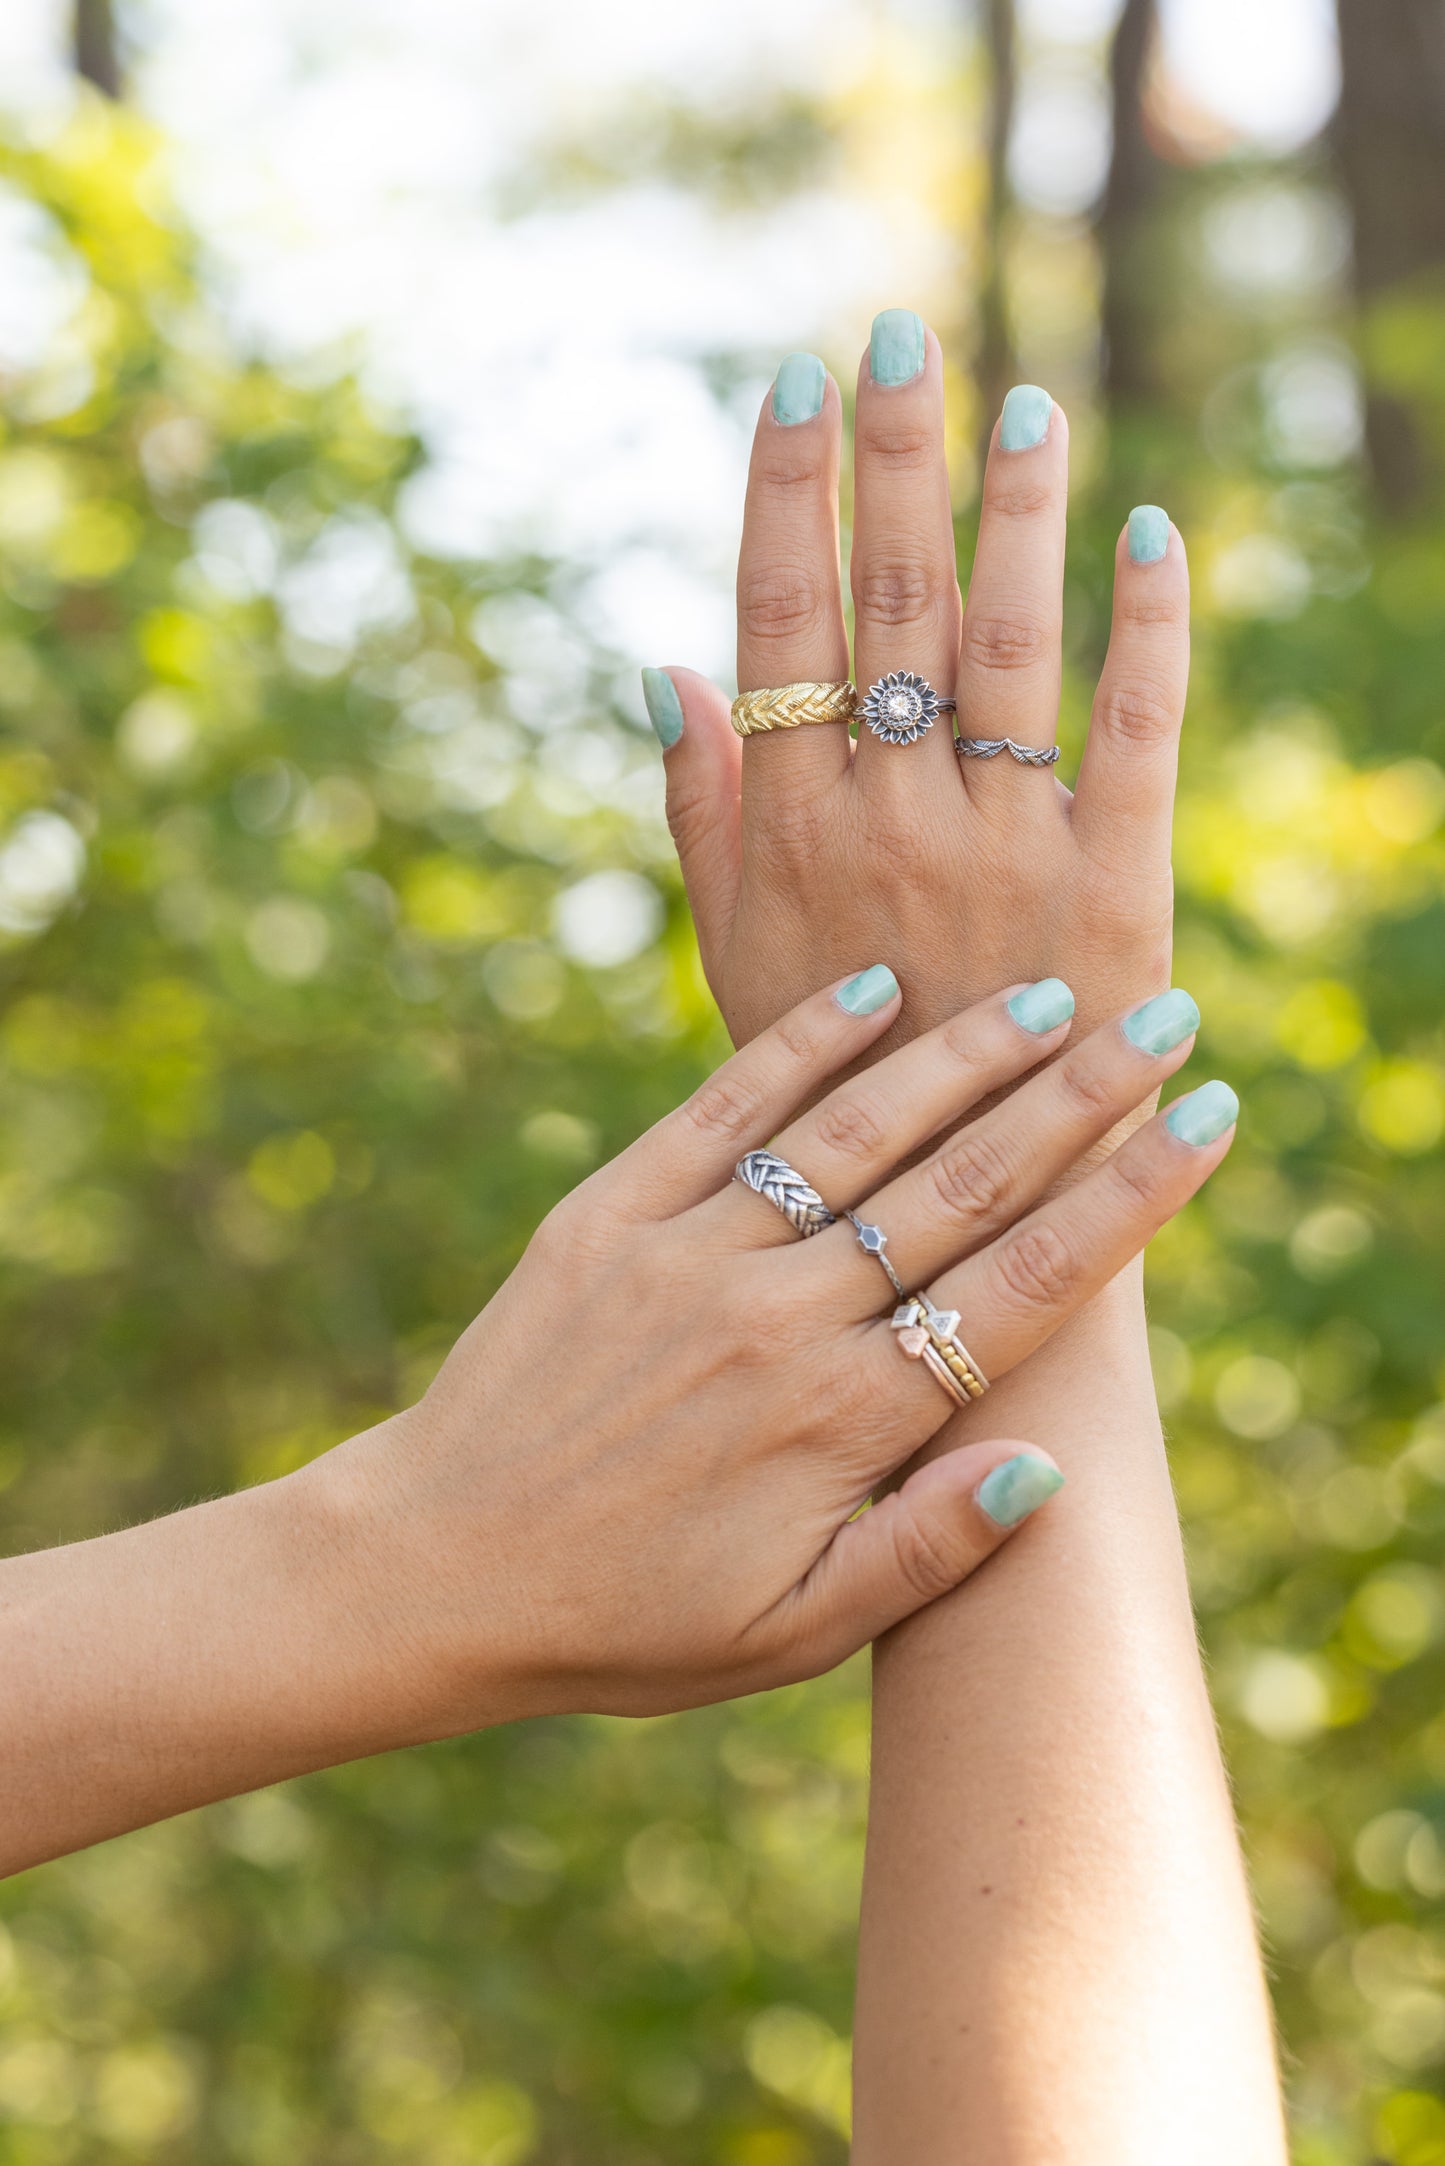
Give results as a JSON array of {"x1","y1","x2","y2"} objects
[{"x1": 858, "y1": 671, "x2": 957, "y2": 746}]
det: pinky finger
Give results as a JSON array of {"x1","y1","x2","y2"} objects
[
  {"x1": 769, "y1": 1442, "x2": 1065, "y2": 1676},
  {"x1": 1071, "y1": 508, "x2": 1189, "y2": 868}
]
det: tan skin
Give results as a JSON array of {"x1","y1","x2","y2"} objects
[
  {"x1": 0, "y1": 978, "x2": 1221, "y2": 1874},
  {"x1": 652, "y1": 322, "x2": 1288, "y2": 2161}
]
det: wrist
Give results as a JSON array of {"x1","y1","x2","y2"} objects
[{"x1": 289, "y1": 1409, "x2": 531, "y2": 1753}]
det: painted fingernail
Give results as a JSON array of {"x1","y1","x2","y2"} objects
[
  {"x1": 836, "y1": 964, "x2": 900, "y2": 1016},
  {"x1": 1121, "y1": 987, "x2": 1200, "y2": 1056},
  {"x1": 1165, "y1": 1079, "x2": 1239, "y2": 1147},
  {"x1": 641, "y1": 667, "x2": 684, "y2": 751},
  {"x1": 1128, "y1": 504, "x2": 1170, "y2": 565},
  {"x1": 999, "y1": 384, "x2": 1053, "y2": 451},
  {"x1": 870, "y1": 309, "x2": 925, "y2": 387},
  {"x1": 772, "y1": 351, "x2": 827, "y2": 426},
  {"x1": 978, "y1": 1454, "x2": 1065, "y2": 1528},
  {"x1": 1007, "y1": 977, "x2": 1075, "y2": 1035}
]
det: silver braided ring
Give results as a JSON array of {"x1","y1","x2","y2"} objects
[
  {"x1": 734, "y1": 1149, "x2": 835, "y2": 1238},
  {"x1": 845, "y1": 1210, "x2": 906, "y2": 1302},
  {"x1": 860, "y1": 672, "x2": 957, "y2": 746},
  {"x1": 955, "y1": 735, "x2": 1061, "y2": 768}
]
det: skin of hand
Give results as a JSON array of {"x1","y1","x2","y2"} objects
[
  {"x1": 647, "y1": 320, "x2": 1185, "y2": 1071},
  {"x1": 649, "y1": 321, "x2": 1288, "y2": 2160},
  {"x1": 0, "y1": 974, "x2": 1234, "y2": 1874}
]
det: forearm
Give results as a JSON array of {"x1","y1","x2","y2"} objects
[
  {"x1": 852, "y1": 1270, "x2": 1286, "y2": 2163},
  {"x1": 0, "y1": 1428, "x2": 462, "y2": 1875}
]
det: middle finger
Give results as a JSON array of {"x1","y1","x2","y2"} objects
[{"x1": 850, "y1": 311, "x2": 963, "y2": 794}]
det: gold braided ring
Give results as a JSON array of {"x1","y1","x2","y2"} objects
[{"x1": 730, "y1": 681, "x2": 858, "y2": 737}]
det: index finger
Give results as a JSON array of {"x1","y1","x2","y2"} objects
[{"x1": 736, "y1": 357, "x2": 853, "y2": 797}]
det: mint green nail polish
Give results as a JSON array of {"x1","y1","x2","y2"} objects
[
  {"x1": 1121, "y1": 987, "x2": 1200, "y2": 1056},
  {"x1": 836, "y1": 964, "x2": 899, "y2": 1017},
  {"x1": 641, "y1": 667, "x2": 684, "y2": 751},
  {"x1": 772, "y1": 352, "x2": 826, "y2": 426},
  {"x1": 999, "y1": 384, "x2": 1053, "y2": 451},
  {"x1": 1165, "y1": 1078, "x2": 1239, "y2": 1147},
  {"x1": 870, "y1": 309, "x2": 924, "y2": 387},
  {"x1": 1128, "y1": 504, "x2": 1169, "y2": 565},
  {"x1": 978, "y1": 1454, "x2": 1065, "y2": 1528},
  {"x1": 1007, "y1": 978, "x2": 1075, "y2": 1035}
]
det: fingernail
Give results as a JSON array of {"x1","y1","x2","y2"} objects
[
  {"x1": 1128, "y1": 504, "x2": 1169, "y2": 565},
  {"x1": 641, "y1": 667, "x2": 684, "y2": 751},
  {"x1": 772, "y1": 351, "x2": 827, "y2": 426},
  {"x1": 978, "y1": 1454, "x2": 1065, "y2": 1528},
  {"x1": 1007, "y1": 978, "x2": 1075, "y2": 1035},
  {"x1": 1165, "y1": 1079, "x2": 1239, "y2": 1147},
  {"x1": 999, "y1": 384, "x2": 1053, "y2": 451},
  {"x1": 870, "y1": 308, "x2": 925, "y2": 387},
  {"x1": 1121, "y1": 987, "x2": 1200, "y2": 1056},
  {"x1": 836, "y1": 964, "x2": 900, "y2": 1017}
]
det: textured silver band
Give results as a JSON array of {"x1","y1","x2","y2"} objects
[
  {"x1": 734, "y1": 1149, "x2": 836, "y2": 1238},
  {"x1": 845, "y1": 1210, "x2": 906, "y2": 1301},
  {"x1": 955, "y1": 735, "x2": 1061, "y2": 768}
]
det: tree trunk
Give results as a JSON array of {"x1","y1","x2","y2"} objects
[
  {"x1": 73, "y1": 0, "x2": 122, "y2": 99},
  {"x1": 1098, "y1": 0, "x2": 1159, "y2": 410},
  {"x1": 1334, "y1": 0, "x2": 1445, "y2": 512},
  {"x1": 975, "y1": 0, "x2": 1017, "y2": 468}
]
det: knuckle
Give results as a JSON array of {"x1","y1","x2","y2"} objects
[
  {"x1": 1053, "y1": 1053, "x2": 1123, "y2": 1122},
  {"x1": 755, "y1": 447, "x2": 830, "y2": 493},
  {"x1": 983, "y1": 476, "x2": 1056, "y2": 520},
  {"x1": 853, "y1": 558, "x2": 956, "y2": 628},
  {"x1": 1094, "y1": 680, "x2": 1179, "y2": 746},
  {"x1": 860, "y1": 422, "x2": 935, "y2": 470},
  {"x1": 1106, "y1": 1142, "x2": 1172, "y2": 1214},
  {"x1": 1118, "y1": 587, "x2": 1189, "y2": 632},
  {"x1": 927, "y1": 1127, "x2": 1013, "y2": 1229},
  {"x1": 772, "y1": 1011, "x2": 823, "y2": 1069},
  {"x1": 936, "y1": 1010, "x2": 991, "y2": 1076},
  {"x1": 994, "y1": 1221, "x2": 1079, "y2": 1315},
  {"x1": 891, "y1": 1500, "x2": 971, "y2": 1601},
  {"x1": 664, "y1": 773, "x2": 714, "y2": 849},
  {"x1": 962, "y1": 612, "x2": 1048, "y2": 674},
  {"x1": 738, "y1": 563, "x2": 833, "y2": 642},
  {"x1": 811, "y1": 1091, "x2": 890, "y2": 1165},
  {"x1": 684, "y1": 1075, "x2": 761, "y2": 1148}
]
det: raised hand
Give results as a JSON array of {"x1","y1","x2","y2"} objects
[{"x1": 646, "y1": 313, "x2": 1186, "y2": 1060}]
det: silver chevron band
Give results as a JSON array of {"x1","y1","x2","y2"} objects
[
  {"x1": 955, "y1": 735, "x2": 1061, "y2": 768},
  {"x1": 733, "y1": 1149, "x2": 836, "y2": 1237}
]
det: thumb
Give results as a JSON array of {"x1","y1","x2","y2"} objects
[
  {"x1": 787, "y1": 1444, "x2": 1065, "y2": 1672},
  {"x1": 642, "y1": 667, "x2": 742, "y2": 988}
]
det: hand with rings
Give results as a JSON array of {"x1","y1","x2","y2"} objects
[
  {"x1": 357, "y1": 963, "x2": 1228, "y2": 1731},
  {"x1": 0, "y1": 960, "x2": 1232, "y2": 1870},
  {"x1": 643, "y1": 316, "x2": 1185, "y2": 1088}
]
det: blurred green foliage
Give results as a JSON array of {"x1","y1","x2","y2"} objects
[{"x1": 1, "y1": 70, "x2": 1444, "y2": 2166}]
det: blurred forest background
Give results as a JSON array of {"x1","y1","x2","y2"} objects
[{"x1": 0, "y1": 0, "x2": 1443, "y2": 2159}]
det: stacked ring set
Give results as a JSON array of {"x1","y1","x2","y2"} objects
[
  {"x1": 730, "y1": 676, "x2": 1060, "y2": 768},
  {"x1": 734, "y1": 1149, "x2": 991, "y2": 1416}
]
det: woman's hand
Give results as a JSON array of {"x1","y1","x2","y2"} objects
[
  {"x1": 645, "y1": 315, "x2": 1185, "y2": 1057},
  {"x1": 0, "y1": 969, "x2": 1233, "y2": 1872},
  {"x1": 342, "y1": 969, "x2": 1232, "y2": 1732}
]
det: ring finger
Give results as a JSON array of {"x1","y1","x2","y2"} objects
[{"x1": 883, "y1": 1076, "x2": 1239, "y2": 1407}]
